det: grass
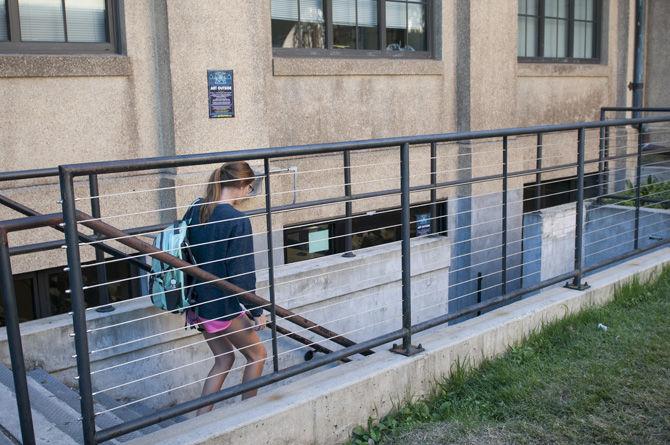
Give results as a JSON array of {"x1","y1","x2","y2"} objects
[{"x1": 349, "y1": 267, "x2": 670, "y2": 445}]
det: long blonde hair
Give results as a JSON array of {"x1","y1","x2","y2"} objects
[{"x1": 200, "y1": 162, "x2": 255, "y2": 223}]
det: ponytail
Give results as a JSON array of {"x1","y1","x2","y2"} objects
[{"x1": 200, "y1": 162, "x2": 255, "y2": 223}]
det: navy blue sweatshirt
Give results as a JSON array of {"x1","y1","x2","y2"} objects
[{"x1": 186, "y1": 203, "x2": 262, "y2": 321}]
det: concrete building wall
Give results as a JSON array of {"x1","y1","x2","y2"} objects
[
  {"x1": 0, "y1": 237, "x2": 450, "y2": 409},
  {"x1": 645, "y1": 0, "x2": 670, "y2": 108},
  {"x1": 0, "y1": 1, "x2": 660, "y2": 318}
]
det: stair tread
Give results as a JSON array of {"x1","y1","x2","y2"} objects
[
  {"x1": 0, "y1": 381, "x2": 78, "y2": 445},
  {"x1": 28, "y1": 369, "x2": 144, "y2": 442}
]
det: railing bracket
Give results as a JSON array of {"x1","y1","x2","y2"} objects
[
  {"x1": 390, "y1": 343, "x2": 425, "y2": 357},
  {"x1": 564, "y1": 281, "x2": 590, "y2": 291}
]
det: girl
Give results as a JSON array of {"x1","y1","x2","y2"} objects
[{"x1": 186, "y1": 161, "x2": 267, "y2": 414}]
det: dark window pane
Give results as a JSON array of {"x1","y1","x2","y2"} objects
[
  {"x1": 584, "y1": 21, "x2": 593, "y2": 57},
  {"x1": 284, "y1": 224, "x2": 333, "y2": 263},
  {"x1": 358, "y1": 24, "x2": 378, "y2": 50},
  {"x1": 104, "y1": 261, "x2": 136, "y2": 303},
  {"x1": 0, "y1": 0, "x2": 8, "y2": 41},
  {"x1": 525, "y1": 16, "x2": 537, "y2": 56},
  {"x1": 518, "y1": 0, "x2": 538, "y2": 57},
  {"x1": 407, "y1": 2, "x2": 426, "y2": 51},
  {"x1": 333, "y1": 24, "x2": 355, "y2": 48},
  {"x1": 3, "y1": 276, "x2": 38, "y2": 326},
  {"x1": 358, "y1": 0, "x2": 378, "y2": 49},
  {"x1": 19, "y1": 0, "x2": 66, "y2": 42},
  {"x1": 386, "y1": 0, "x2": 406, "y2": 50},
  {"x1": 574, "y1": 20, "x2": 586, "y2": 58},
  {"x1": 272, "y1": 18, "x2": 300, "y2": 47},
  {"x1": 574, "y1": 0, "x2": 587, "y2": 20},
  {"x1": 64, "y1": 0, "x2": 107, "y2": 43},
  {"x1": 299, "y1": 0, "x2": 325, "y2": 48},
  {"x1": 527, "y1": 0, "x2": 537, "y2": 14},
  {"x1": 333, "y1": 0, "x2": 356, "y2": 49},
  {"x1": 46, "y1": 269, "x2": 72, "y2": 315},
  {"x1": 272, "y1": 0, "x2": 300, "y2": 47}
]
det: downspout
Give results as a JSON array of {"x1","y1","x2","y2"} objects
[{"x1": 631, "y1": 0, "x2": 646, "y2": 118}]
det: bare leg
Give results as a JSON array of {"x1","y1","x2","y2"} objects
[
  {"x1": 224, "y1": 315, "x2": 267, "y2": 400},
  {"x1": 197, "y1": 331, "x2": 235, "y2": 415}
]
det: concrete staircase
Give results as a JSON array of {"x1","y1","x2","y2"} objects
[{"x1": 0, "y1": 365, "x2": 188, "y2": 444}]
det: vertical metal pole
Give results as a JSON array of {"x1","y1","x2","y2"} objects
[
  {"x1": 568, "y1": 128, "x2": 589, "y2": 290},
  {"x1": 263, "y1": 159, "x2": 280, "y2": 373},
  {"x1": 634, "y1": 125, "x2": 643, "y2": 250},
  {"x1": 88, "y1": 174, "x2": 112, "y2": 312},
  {"x1": 0, "y1": 231, "x2": 36, "y2": 445},
  {"x1": 430, "y1": 141, "x2": 437, "y2": 234},
  {"x1": 598, "y1": 111, "x2": 606, "y2": 201},
  {"x1": 59, "y1": 169, "x2": 97, "y2": 445},
  {"x1": 342, "y1": 150, "x2": 355, "y2": 258},
  {"x1": 535, "y1": 133, "x2": 543, "y2": 211},
  {"x1": 476, "y1": 271, "x2": 483, "y2": 316},
  {"x1": 501, "y1": 136, "x2": 508, "y2": 295},
  {"x1": 391, "y1": 143, "x2": 423, "y2": 356},
  {"x1": 632, "y1": 0, "x2": 646, "y2": 118},
  {"x1": 604, "y1": 125, "x2": 610, "y2": 192}
]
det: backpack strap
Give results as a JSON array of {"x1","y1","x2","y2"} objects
[{"x1": 183, "y1": 198, "x2": 202, "y2": 225}]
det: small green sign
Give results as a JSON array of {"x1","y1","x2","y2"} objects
[{"x1": 308, "y1": 229, "x2": 329, "y2": 253}]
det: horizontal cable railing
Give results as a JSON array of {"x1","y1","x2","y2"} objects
[{"x1": 0, "y1": 110, "x2": 669, "y2": 445}]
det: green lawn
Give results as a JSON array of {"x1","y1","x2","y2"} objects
[{"x1": 350, "y1": 267, "x2": 670, "y2": 445}]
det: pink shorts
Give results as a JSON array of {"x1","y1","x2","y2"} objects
[{"x1": 186, "y1": 309, "x2": 246, "y2": 334}]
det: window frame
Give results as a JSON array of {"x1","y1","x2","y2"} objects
[
  {"x1": 283, "y1": 199, "x2": 448, "y2": 265},
  {"x1": 518, "y1": 0, "x2": 602, "y2": 64},
  {"x1": 272, "y1": 0, "x2": 435, "y2": 59},
  {"x1": 0, "y1": 0, "x2": 120, "y2": 54}
]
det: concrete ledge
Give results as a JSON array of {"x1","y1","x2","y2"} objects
[
  {"x1": 272, "y1": 57, "x2": 444, "y2": 77},
  {"x1": 517, "y1": 62, "x2": 610, "y2": 78},
  {"x1": 127, "y1": 247, "x2": 670, "y2": 445},
  {"x1": 0, "y1": 54, "x2": 131, "y2": 78}
]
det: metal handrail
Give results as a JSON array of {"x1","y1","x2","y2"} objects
[{"x1": 1, "y1": 110, "x2": 669, "y2": 444}]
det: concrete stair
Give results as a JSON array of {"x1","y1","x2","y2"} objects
[{"x1": 0, "y1": 365, "x2": 189, "y2": 444}]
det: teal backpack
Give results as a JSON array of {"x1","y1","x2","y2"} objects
[{"x1": 149, "y1": 200, "x2": 200, "y2": 313}]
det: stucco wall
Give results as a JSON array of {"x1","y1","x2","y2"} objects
[
  {"x1": 645, "y1": 0, "x2": 670, "y2": 108},
  {"x1": 0, "y1": 0, "x2": 646, "y2": 279}
]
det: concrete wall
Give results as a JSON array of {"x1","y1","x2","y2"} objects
[
  {"x1": 0, "y1": 0, "x2": 641, "y2": 275},
  {"x1": 521, "y1": 203, "x2": 670, "y2": 289},
  {"x1": 127, "y1": 247, "x2": 670, "y2": 445},
  {"x1": 645, "y1": 0, "x2": 670, "y2": 108},
  {"x1": 0, "y1": 237, "x2": 450, "y2": 410}
]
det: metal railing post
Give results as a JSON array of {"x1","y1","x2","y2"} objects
[
  {"x1": 501, "y1": 136, "x2": 508, "y2": 295},
  {"x1": 59, "y1": 169, "x2": 97, "y2": 445},
  {"x1": 342, "y1": 150, "x2": 355, "y2": 258},
  {"x1": 535, "y1": 133, "x2": 542, "y2": 211},
  {"x1": 88, "y1": 174, "x2": 113, "y2": 312},
  {"x1": 0, "y1": 229, "x2": 36, "y2": 445},
  {"x1": 391, "y1": 143, "x2": 424, "y2": 356},
  {"x1": 430, "y1": 141, "x2": 438, "y2": 234},
  {"x1": 634, "y1": 124, "x2": 643, "y2": 250},
  {"x1": 263, "y1": 159, "x2": 280, "y2": 372},
  {"x1": 476, "y1": 271, "x2": 483, "y2": 316},
  {"x1": 604, "y1": 125, "x2": 610, "y2": 192},
  {"x1": 598, "y1": 110, "x2": 607, "y2": 201},
  {"x1": 567, "y1": 128, "x2": 590, "y2": 291}
]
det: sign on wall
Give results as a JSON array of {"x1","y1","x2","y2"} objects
[{"x1": 207, "y1": 70, "x2": 235, "y2": 118}]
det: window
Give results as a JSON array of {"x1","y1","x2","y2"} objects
[
  {"x1": 284, "y1": 200, "x2": 447, "y2": 264},
  {"x1": 1, "y1": 259, "x2": 141, "y2": 327},
  {"x1": 518, "y1": 0, "x2": 600, "y2": 62},
  {"x1": 523, "y1": 174, "x2": 600, "y2": 213},
  {"x1": 271, "y1": 0, "x2": 432, "y2": 57},
  {"x1": 0, "y1": 0, "x2": 119, "y2": 54}
]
